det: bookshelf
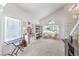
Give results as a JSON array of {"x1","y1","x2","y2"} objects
[{"x1": 35, "y1": 25, "x2": 42, "y2": 39}]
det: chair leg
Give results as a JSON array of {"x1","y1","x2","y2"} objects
[
  {"x1": 8, "y1": 47, "x2": 17, "y2": 56},
  {"x1": 19, "y1": 47, "x2": 24, "y2": 52},
  {"x1": 14, "y1": 47, "x2": 20, "y2": 56}
]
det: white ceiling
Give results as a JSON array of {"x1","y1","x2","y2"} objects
[{"x1": 16, "y1": 3, "x2": 65, "y2": 23}]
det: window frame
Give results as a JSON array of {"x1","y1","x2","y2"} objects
[{"x1": 4, "y1": 16, "x2": 22, "y2": 42}]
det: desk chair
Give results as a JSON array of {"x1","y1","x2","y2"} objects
[{"x1": 8, "y1": 39, "x2": 27, "y2": 56}]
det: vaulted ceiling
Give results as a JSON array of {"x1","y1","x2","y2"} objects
[{"x1": 16, "y1": 3, "x2": 65, "y2": 23}]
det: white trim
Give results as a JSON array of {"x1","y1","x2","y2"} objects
[{"x1": 70, "y1": 20, "x2": 79, "y2": 35}]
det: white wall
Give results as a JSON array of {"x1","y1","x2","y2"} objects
[
  {"x1": 0, "y1": 6, "x2": 5, "y2": 55},
  {"x1": 40, "y1": 4, "x2": 79, "y2": 39},
  {"x1": 40, "y1": 8, "x2": 65, "y2": 39},
  {"x1": 4, "y1": 4, "x2": 30, "y2": 21},
  {"x1": 0, "y1": 10, "x2": 2, "y2": 55},
  {"x1": 64, "y1": 5, "x2": 79, "y2": 38},
  {"x1": 1, "y1": 3, "x2": 31, "y2": 55},
  {"x1": 3, "y1": 3, "x2": 32, "y2": 35}
]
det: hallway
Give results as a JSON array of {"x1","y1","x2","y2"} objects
[
  {"x1": 0, "y1": 3, "x2": 76, "y2": 56},
  {"x1": 19, "y1": 39, "x2": 65, "y2": 56}
]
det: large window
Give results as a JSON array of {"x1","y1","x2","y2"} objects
[
  {"x1": 4, "y1": 16, "x2": 21, "y2": 42},
  {"x1": 43, "y1": 20, "x2": 59, "y2": 33}
]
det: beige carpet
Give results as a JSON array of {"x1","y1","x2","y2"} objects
[{"x1": 18, "y1": 39, "x2": 65, "y2": 56}]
